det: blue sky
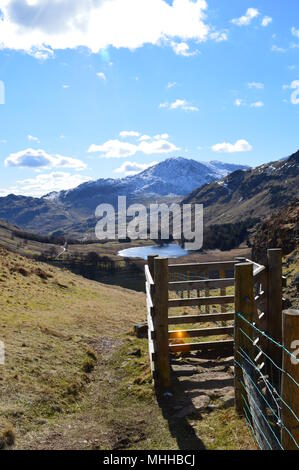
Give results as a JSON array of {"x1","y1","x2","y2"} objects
[{"x1": 0, "y1": 0, "x2": 298, "y2": 197}]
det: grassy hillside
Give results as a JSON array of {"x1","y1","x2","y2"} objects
[{"x1": 0, "y1": 247, "x2": 254, "y2": 450}]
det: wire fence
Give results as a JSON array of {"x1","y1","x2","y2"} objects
[{"x1": 234, "y1": 312, "x2": 299, "y2": 450}]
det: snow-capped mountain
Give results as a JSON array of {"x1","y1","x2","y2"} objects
[
  {"x1": 0, "y1": 157, "x2": 249, "y2": 234},
  {"x1": 54, "y1": 157, "x2": 249, "y2": 209}
]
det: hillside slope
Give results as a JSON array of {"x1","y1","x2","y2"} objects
[
  {"x1": 0, "y1": 248, "x2": 254, "y2": 450},
  {"x1": 251, "y1": 201, "x2": 299, "y2": 310},
  {"x1": 183, "y1": 150, "x2": 299, "y2": 226}
]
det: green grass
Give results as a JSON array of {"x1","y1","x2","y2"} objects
[{"x1": 0, "y1": 246, "x2": 255, "y2": 450}]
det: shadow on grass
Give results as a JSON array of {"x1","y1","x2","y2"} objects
[
  {"x1": 155, "y1": 348, "x2": 236, "y2": 450},
  {"x1": 155, "y1": 372, "x2": 206, "y2": 450}
]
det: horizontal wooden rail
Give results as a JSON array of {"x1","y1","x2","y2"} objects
[
  {"x1": 169, "y1": 325, "x2": 234, "y2": 339},
  {"x1": 168, "y1": 261, "x2": 235, "y2": 274},
  {"x1": 168, "y1": 278, "x2": 235, "y2": 291},
  {"x1": 169, "y1": 339, "x2": 234, "y2": 354},
  {"x1": 168, "y1": 312, "x2": 235, "y2": 325},
  {"x1": 168, "y1": 295, "x2": 235, "y2": 308}
]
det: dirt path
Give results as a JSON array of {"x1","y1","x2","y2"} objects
[
  {"x1": 156, "y1": 353, "x2": 256, "y2": 450},
  {"x1": 15, "y1": 340, "x2": 255, "y2": 451}
]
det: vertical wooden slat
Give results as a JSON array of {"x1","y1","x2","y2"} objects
[
  {"x1": 154, "y1": 257, "x2": 171, "y2": 389},
  {"x1": 205, "y1": 269, "x2": 210, "y2": 314},
  {"x1": 267, "y1": 249, "x2": 283, "y2": 375},
  {"x1": 281, "y1": 309, "x2": 299, "y2": 450},
  {"x1": 220, "y1": 268, "x2": 226, "y2": 315},
  {"x1": 234, "y1": 262, "x2": 255, "y2": 415},
  {"x1": 148, "y1": 255, "x2": 157, "y2": 280}
]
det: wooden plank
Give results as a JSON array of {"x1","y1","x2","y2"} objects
[
  {"x1": 169, "y1": 326, "x2": 234, "y2": 339},
  {"x1": 145, "y1": 264, "x2": 155, "y2": 286},
  {"x1": 169, "y1": 339, "x2": 234, "y2": 353},
  {"x1": 147, "y1": 311, "x2": 154, "y2": 333},
  {"x1": 252, "y1": 264, "x2": 266, "y2": 277},
  {"x1": 234, "y1": 262, "x2": 255, "y2": 416},
  {"x1": 220, "y1": 268, "x2": 227, "y2": 314},
  {"x1": 154, "y1": 257, "x2": 171, "y2": 389},
  {"x1": 205, "y1": 269, "x2": 210, "y2": 314},
  {"x1": 168, "y1": 260, "x2": 235, "y2": 274},
  {"x1": 168, "y1": 295, "x2": 235, "y2": 308},
  {"x1": 147, "y1": 255, "x2": 158, "y2": 280},
  {"x1": 148, "y1": 335, "x2": 155, "y2": 373},
  {"x1": 281, "y1": 309, "x2": 299, "y2": 450},
  {"x1": 146, "y1": 282, "x2": 154, "y2": 309},
  {"x1": 267, "y1": 249, "x2": 283, "y2": 375},
  {"x1": 168, "y1": 312, "x2": 235, "y2": 325}
]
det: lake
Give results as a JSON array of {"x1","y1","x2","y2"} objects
[{"x1": 118, "y1": 244, "x2": 189, "y2": 260}]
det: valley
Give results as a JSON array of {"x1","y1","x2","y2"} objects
[{"x1": 0, "y1": 150, "x2": 298, "y2": 451}]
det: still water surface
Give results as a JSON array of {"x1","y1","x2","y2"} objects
[{"x1": 118, "y1": 244, "x2": 189, "y2": 260}]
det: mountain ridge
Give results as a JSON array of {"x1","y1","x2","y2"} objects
[
  {"x1": 183, "y1": 150, "x2": 299, "y2": 227},
  {"x1": 0, "y1": 157, "x2": 249, "y2": 235}
]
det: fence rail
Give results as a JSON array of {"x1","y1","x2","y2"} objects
[{"x1": 145, "y1": 248, "x2": 298, "y2": 450}]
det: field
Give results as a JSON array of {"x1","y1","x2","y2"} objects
[{"x1": 0, "y1": 246, "x2": 256, "y2": 450}]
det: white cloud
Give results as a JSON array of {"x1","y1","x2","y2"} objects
[
  {"x1": 114, "y1": 160, "x2": 158, "y2": 176},
  {"x1": 120, "y1": 131, "x2": 140, "y2": 138},
  {"x1": 139, "y1": 134, "x2": 151, "y2": 142},
  {"x1": 154, "y1": 133, "x2": 169, "y2": 140},
  {"x1": 271, "y1": 45, "x2": 287, "y2": 53},
  {"x1": 166, "y1": 82, "x2": 177, "y2": 89},
  {"x1": 171, "y1": 41, "x2": 199, "y2": 57},
  {"x1": 261, "y1": 16, "x2": 272, "y2": 27},
  {"x1": 88, "y1": 134, "x2": 179, "y2": 158},
  {"x1": 28, "y1": 45, "x2": 54, "y2": 60},
  {"x1": 234, "y1": 98, "x2": 245, "y2": 107},
  {"x1": 62, "y1": 84, "x2": 69, "y2": 89},
  {"x1": 248, "y1": 82, "x2": 264, "y2": 90},
  {"x1": 209, "y1": 31, "x2": 228, "y2": 42},
  {"x1": 159, "y1": 99, "x2": 199, "y2": 112},
  {"x1": 0, "y1": 0, "x2": 224, "y2": 57},
  {"x1": 212, "y1": 139, "x2": 253, "y2": 153},
  {"x1": 5, "y1": 148, "x2": 86, "y2": 170},
  {"x1": 231, "y1": 8, "x2": 259, "y2": 27},
  {"x1": 250, "y1": 101, "x2": 264, "y2": 108},
  {"x1": 27, "y1": 134, "x2": 40, "y2": 143},
  {"x1": 97, "y1": 72, "x2": 106, "y2": 81},
  {"x1": 0, "y1": 172, "x2": 92, "y2": 197},
  {"x1": 291, "y1": 27, "x2": 299, "y2": 39},
  {"x1": 89, "y1": 140, "x2": 137, "y2": 158}
]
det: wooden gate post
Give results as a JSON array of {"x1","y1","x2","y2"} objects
[
  {"x1": 281, "y1": 309, "x2": 299, "y2": 450},
  {"x1": 153, "y1": 257, "x2": 171, "y2": 389},
  {"x1": 234, "y1": 262, "x2": 255, "y2": 415},
  {"x1": 148, "y1": 255, "x2": 158, "y2": 280},
  {"x1": 267, "y1": 249, "x2": 283, "y2": 371}
]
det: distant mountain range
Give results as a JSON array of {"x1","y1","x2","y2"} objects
[
  {"x1": 47, "y1": 157, "x2": 249, "y2": 207},
  {"x1": 0, "y1": 157, "x2": 249, "y2": 235},
  {"x1": 0, "y1": 151, "x2": 297, "y2": 241},
  {"x1": 183, "y1": 150, "x2": 299, "y2": 226}
]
